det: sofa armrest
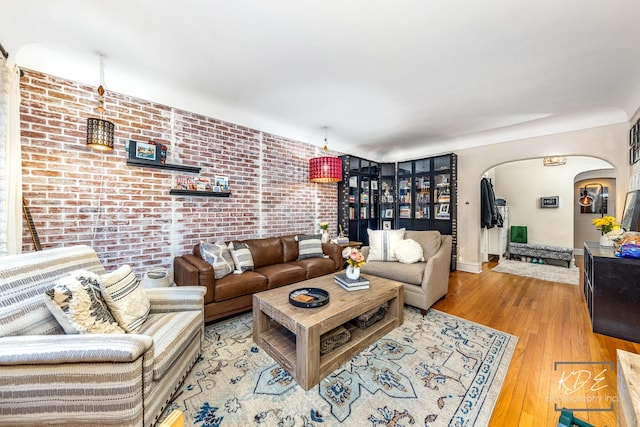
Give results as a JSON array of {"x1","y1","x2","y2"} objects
[
  {"x1": 322, "y1": 243, "x2": 344, "y2": 270},
  {"x1": 144, "y1": 286, "x2": 206, "y2": 313},
  {"x1": 0, "y1": 334, "x2": 154, "y2": 425},
  {"x1": 0, "y1": 334, "x2": 153, "y2": 365},
  {"x1": 174, "y1": 254, "x2": 215, "y2": 304},
  {"x1": 421, "y1": 235, "x2": 453, "y2": 294}
]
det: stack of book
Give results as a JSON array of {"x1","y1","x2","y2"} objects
[{"x1": 334, "y1": 273, "x2": 370, "y2": 291}]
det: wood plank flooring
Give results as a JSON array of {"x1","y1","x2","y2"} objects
[{"x1": 432, "y1": 256, "x2": 640, "y2": 426}]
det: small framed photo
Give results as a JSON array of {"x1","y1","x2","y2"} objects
[
  {"x1": 371, "y1": 180, "x2": 378, "y2": 190},
  {"x1": 385, "y1": 208, "x2": 394, "y2": 218},
  {"x1": 135, "y1": 141, "x2": 157, "y2": 161},
  {"x1": 439, "y1": 204, "x2": 449, "y2": 214},
  {"x1": 383, "y1": 221, "x2": 392, "y2": 230},
  {"x1": 540, "y1": 196, "x2": 559, "y2": 208},
  {"x1": 214, "y1": 176, "x2": 229, "y2": 192}
]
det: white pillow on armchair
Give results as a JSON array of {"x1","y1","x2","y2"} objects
[{"x1": 367, "y1": 228, "x2": 406, "y2": 261}]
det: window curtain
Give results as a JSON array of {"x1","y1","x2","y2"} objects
[{"x1": 0, "y1": 55, "x2": 22, "y2": 255}]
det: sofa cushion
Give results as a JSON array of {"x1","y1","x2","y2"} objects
[
  {"x1": 245, "y1": 237, "x2": 284, "y2": 268},
  {"x1": 43, "y1": 270, "x2": 125, "y2": 334},
  {"x1": 228, "y1": 242, "x2": 254, "y2": 272},
  {"x1": 360, "y1": 260, "x2": 425, "y2": 286},
  {"x1": 213, "y1": 271, "x2": 268, "y2": 302},
  {"x1": 367, "y1": 228, "x2": 406, "y2": 261},
  {"x1": 289, "y1": 257, "x2": 336, "y2": 279},
  {"x1": 255, "y1": 263, "x2": 306, "y2": 289},
  {"x1": 200, "y1": 241, "x2": 234, "y2": 279},
  {"x1": 296, "y1": 234, "x2": 324, "y2": 260},
  {"x1": 394, "y1": 238, "x2": 425, "y2": 264},
  {"x1": 100, "y1": 265, "x2": 150, "y2": 333},
  {"x1": 281, "y1": 235, "x2": 299, "y2": 263},
  {"x1": 136, "y1": 311, "x2": 201, "y2": 380},
  {"x1": 406, "y1": 230, "x2": 442, "y2": 261}
]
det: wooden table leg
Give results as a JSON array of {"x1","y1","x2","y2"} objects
[
  {"x1": 387, "y1": 285, "x2": 404, "y2": 326},
  {"x1": 252, "y1": 297, "x2": 269, "y2": 345},
  {"x1": 296, "y1": 323, "x2": 320, "y2": 391}
]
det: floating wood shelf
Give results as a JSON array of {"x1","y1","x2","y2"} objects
[
  {"x1": 169, "y1": 189, "x2": 231, "y2": 197},
  {"x1": 126, "y1": 159, "x2": 201, "y2": 174}
]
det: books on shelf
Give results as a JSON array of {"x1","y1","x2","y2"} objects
[{"x1": 334, "y1": 273, "x2": 370, "y2": 291}]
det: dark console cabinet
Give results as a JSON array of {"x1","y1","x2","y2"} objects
[{"x1": 583, "y1": 242, "x2": 640, "y2": 343}]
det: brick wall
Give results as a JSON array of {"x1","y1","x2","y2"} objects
[{"x1": 19, "y1": 69, "x2": 340, "y2": 275}]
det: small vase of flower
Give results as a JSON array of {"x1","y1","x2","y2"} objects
[
  {"x1": 320, "y1": 222, "x2": 330, "y2": 243},
  {"x1": 592, "y1": 216, "x2": 620, "y2": 247},
  {"x1": 342, "y1": 247, "x2": 366, "y2": 280}
]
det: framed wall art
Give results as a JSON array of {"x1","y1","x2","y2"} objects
[{"x1": 540, "y1": 196, "x2": 559, "y2": 208}]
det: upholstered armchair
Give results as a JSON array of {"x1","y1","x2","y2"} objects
[{"x1": 0, "y1": 245, "x2": 205, "y2": 426}]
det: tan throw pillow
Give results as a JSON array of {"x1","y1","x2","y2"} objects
[
  {"x1": 394, "y1": 238, "x2": 425, "y2": 264},
  {"x1": 44, "y1": 270, "x2": 125, "y2": 334},
  {"x1": 367, "y1": 228, "x2": 406, "y2": 261},
  {"x1": 228, "y1": 242, "x2": 254, "y2": 272},
  {"x1": 100, "y1": 265, "x2": 150, "y2": 333},
  {"x1": 201, "y1": 241, "x2": 234, "y2": 279}
]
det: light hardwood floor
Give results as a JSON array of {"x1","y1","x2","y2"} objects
[{"x1": 432, "y1": 256, "x2": 640, "y2": 426}]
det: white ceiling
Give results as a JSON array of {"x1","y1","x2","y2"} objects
[{"x1": 2, "y1": 0, "x2": 640, "y2": 161}]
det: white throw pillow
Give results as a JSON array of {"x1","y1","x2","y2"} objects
[
  {"x1": 44, "y1": 270, "x2": 125, "y2": 334},
  {"x1": 366, "y1": 228, "x2": 406, "y2": 262},
  {"x1": 394, "y1": 238, "x2": 425, "y2": 264},
  {"x1": 100, "y1": 265, "x2": 150, "y2": 333}
]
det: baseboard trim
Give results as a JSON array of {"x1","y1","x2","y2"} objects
[{"x1": 456, "y1": 261, "x2": 482, "y2": 274}]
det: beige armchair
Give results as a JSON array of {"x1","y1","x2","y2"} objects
[
  {"x1": 0, "y1": 245, "x2": 205, "y2": 426},
  {"x1": 360, "y1": 230, "x2": 452, "y2": 312}
]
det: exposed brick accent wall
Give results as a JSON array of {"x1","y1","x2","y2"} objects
[{"x1": 19, "y1": 69, "x2": 340, "y2": 275}]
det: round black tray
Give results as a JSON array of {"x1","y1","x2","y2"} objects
[{"x1": 289, "y1": 287, "x2": 329, "y2": 308}]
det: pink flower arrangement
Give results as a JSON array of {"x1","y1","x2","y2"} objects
[{"x1": 342, "y1": 246, "x2": 366, "y2": 268}]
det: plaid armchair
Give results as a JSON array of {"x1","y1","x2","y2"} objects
[{"x1": 0, "y1": 245, "x2": 206, "y2": 426}]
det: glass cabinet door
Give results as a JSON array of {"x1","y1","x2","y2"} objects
[
  {"x1": 414, "y1": 159, "x2": 431, "y2": 220},
  {"x1": 398, "y1": 161, "x2": 412, "y2": 219}
]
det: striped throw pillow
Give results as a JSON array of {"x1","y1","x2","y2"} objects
[
  {"x1": 367, "y1": 228, "x2": 406, "y2": 261},
  {"x1": 228, "y1": 242, "x2": 254, "y2": 272},
  {"x1": 100, "y1": 265, "x2": 150, "y2": 333},
  {"x1": 201, "y1": 241, "x2": 234, "y2": 279},
  {"x1": 296, "y1": 234, "x2": 324, "y2": 260}
]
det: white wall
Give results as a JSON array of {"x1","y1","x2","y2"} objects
[
  {"x1": 456, "y1": 122, "x2": 629, "y2": 273},
  {"x1": 488, "y1": 157, "x2": 612, "y2": 250}
]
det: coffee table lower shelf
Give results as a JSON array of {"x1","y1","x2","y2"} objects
[{"x1": 259, "y1": 315, "x2": 398, "y2": 384}]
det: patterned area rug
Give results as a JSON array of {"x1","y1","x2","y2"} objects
[
  {"x1": 158, "y1": 307, "x2": 517, "y2": 427},
  {"x1": 492, "y1": 259, "x2": 579, "y2": 285}
]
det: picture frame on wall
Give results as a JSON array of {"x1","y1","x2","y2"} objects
[
  {"x1": 135, "y1": 141, "x2": 157, "y2": 161},
  {"x1": 540, "y1": 196, "x2": 559, "y2": 208},
  {"x1": 621, "y1": 190, "x2": 640, "y2": 231}
]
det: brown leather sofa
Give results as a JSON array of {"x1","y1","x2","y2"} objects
[{"x1": 174, "y1": 235, "x2": 343, "y2": 322}]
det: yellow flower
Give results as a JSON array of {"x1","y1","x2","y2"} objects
[
  {"x1": 592, "y1": 216, "x2": 620, "y2": 234},
  {"x1": 319, "y1": 221, "x2": 329, "y2": 230}
]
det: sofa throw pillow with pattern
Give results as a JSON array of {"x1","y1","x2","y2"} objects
[
  {"x1": 367, "y1": 228, "x2": 406, "y2": 261},
  {"x1": 100, "y1": 265, "x2": 150, "y2": 333},
  {"x1": 44, "y1": 270, "x2": 125, "y2": 334},
  {"x1": 393, "y1": 238, "x2": 425, "y2": 264},
  {"x1": 296, "y1": 234, "x2": 324, "y2": 260},
  {"x1": 228, "y1": 242, "x2": 254, "y2": 272},
  {"x1": 201, "y1": 241, "x2": 234, "y2": 279}
]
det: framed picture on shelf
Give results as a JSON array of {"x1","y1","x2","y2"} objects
[
  {"x1": 371, "y1": 181, "x2": 378, "y2": 190},
  {"x1": 383, "y1": 221, "x2": 392, "y2": 230},
  {"x1": 135, "y1": 141, "x2": 157, "y2": 161},
  {"x1": 214, "y1": 176, "x2": 229, "y2": 192},
  {"x1": 385, "y1": 208, "x2": 393, "y2": 218}
]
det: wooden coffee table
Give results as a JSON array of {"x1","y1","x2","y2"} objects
[{"x1": 252, "y1": 274, "x2": 403, "y2": 390}]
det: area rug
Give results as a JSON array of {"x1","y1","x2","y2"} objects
[
  {"x1": 492, "y1": 259, "x2": 579, "y2": 285},
  {"x1": 158, "y1": 307, "x2": 517, "y2": 427}
]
